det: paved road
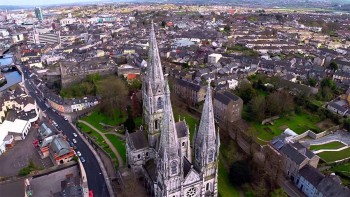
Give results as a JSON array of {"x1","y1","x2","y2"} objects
[
  {"x1": 78, "y1": 120, "x2": 124, "y2": 167},
  {"x1": 21, "y1": 66, "x2": 110, "y2": 197}
]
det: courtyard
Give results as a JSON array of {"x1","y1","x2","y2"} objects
[{"x1": 0, "y1": 125, "x2": 53, "y2": 177}]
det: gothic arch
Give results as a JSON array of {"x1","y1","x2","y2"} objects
[
  {"x1": 155, "y1": 119, "x2": 158, "y2": 130},
  {"x1": 208, "y1": 149, "x2": 215, "y2": 163},
  {"x1": 170, "y1": 160, "x2": 177, "y2": 175},
  {"x1": 157, "y1": 97, "x2": 163, "y2": 110}
]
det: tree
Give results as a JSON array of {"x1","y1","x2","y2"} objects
[
  {"x1": 129, "y1": 79, "x2": 142, "y2": 90},
  {"x1": 343, "y1": 118, "x2": 350, "y2": 131},
  {"x1": 321, "y1": 78, "x2": 335, "y2": 90},
  {"x1": 224, "y1": 25, "x2": 231, "y2": 32},
  {"x1": 250, "y1": 95, "x2": 266, "y2": 121},
  {"x1": 329, "y1": 61, "x2": 338, "y2": 71},
  {"x1": 266, "y1": 92, "x2": 281, "y2": 116},
  {"x1": 308, "y1": 78, "x2": 317, "y2": 87},
  {"x1": 270, "y1": 188, "x2": 287, "y2": 197},
  {"x1": 124, "y1": 106, "x2": 136, "y2": 132},
  {"x1": 236, "y1": 81, "x2": 257, "y2": 104},
  {"x1": 97, "y1": 77, "x2": 128, "y2": 118},
  {"x1": 229, "y1": 160, "x2": 251, "y2": 186},
  {"x1": 161, "y1": 21, "x2": 166, "y2": 27}
]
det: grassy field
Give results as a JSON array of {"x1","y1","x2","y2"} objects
[
  {"x1": 218, "y1": 161, "x2": 240, "y2": 197},
  {"x1": 253, "y1": 112, "x2": 321, "y2": 142},
  {"x1": 318, "y1": 148, "x2": 350, "y2": 163},
  {"x1": 310, "y1": 141, "x2": 346, "y2": 151},
  {"x1": 105, "y1": 134, "x2": 127, "y2": 162},
  {"x1": 331, "y1": 163, "x2": 350, "y2": 186},
  {"x1": 77, "y1": 122, "x2": 117, "y2": 161},
  {"x1": 81, "y1": 109, "x2": 126, "y2": 132}
]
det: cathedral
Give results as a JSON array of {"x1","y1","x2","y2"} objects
[{"x1": 126, "y1": 22, "x2": 220, "y2": 197}]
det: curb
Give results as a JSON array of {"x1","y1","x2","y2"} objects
[{"x1": 70, "y1": 123, "x2": 115, "y2": 197}]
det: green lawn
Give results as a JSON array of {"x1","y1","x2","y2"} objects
[
  {"x1": 218, "y1": 161, "x2": 240, "y2": 197},
  {"x1": 318, "y1": 148, "x2": 350, "y2": 163},
  {"x1": 77, "y1": 122, "x2": 117, "y2": 161},
  {"x1": 105, "y1": 134, "x2": 127, "y2": 162},
  {"x1": 253, "y1": 112, "x2": 321, "y2": 142},
  {"x1": 81, "y1": 109, "x2": 126, "y2": 132},
  {"x1": 331, "y1": 163, "x2": 350, "y2": 186},
  {"x1": 310, "y1": 141, "x2": 346, "y2": 151}
]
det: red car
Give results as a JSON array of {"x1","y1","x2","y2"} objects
[
  {"x1": 32, "y1": 140, "x2": 39, "y2": 147},
  {"x1": 89, "y1": 190, "x2": 93, "y2": 197}
]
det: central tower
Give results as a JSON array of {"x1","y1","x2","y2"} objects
[{"x1": 142, "y1": 22, "x2": 165, "y2": 148}]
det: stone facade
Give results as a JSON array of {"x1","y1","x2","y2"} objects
[
  {"x1": 213, "y1": 91, "x2": 243, "y2": 130},
  {"x1": 126, "y1": 23, "x2": 220, "y2": 197}
]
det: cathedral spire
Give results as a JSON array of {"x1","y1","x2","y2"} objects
[
  {"x1": 158, "y1": 79, "x2": 179, "y2": 158},
  {"x1": 196, "y1": 81, "x2": 216, "y2": 146},
  {"x1": 146, "y1": 20, "x2": 165, "y2": 93},
  {"x1": 194, "y1": 80, "x2": 218, "y2": 169}
]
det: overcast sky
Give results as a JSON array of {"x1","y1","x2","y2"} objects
[{"x1": 0, "y1": 0, "x2": 104, "y2": 6}]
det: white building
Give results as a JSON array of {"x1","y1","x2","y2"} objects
[
  {"x1": 0, "y1": 119, "x2": 31, "y2": 155},
  {"x1": 208, "y1": 53, "x2": 222, "y2": 64}
]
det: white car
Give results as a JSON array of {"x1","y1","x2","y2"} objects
[
  {"x1": 76, "y1": 151, "x2": 81, "y2": 157},
  {"x1": 64, "y1": 117, "x2": 68, "y2": 121},
  {"x1": 73, "y1": 133, "x2": 77, "y2": 137},
  {"x1": 72, "y1": 139, "x2": 77, "y2": 143}
]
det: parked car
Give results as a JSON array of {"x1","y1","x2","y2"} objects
[
  {"x1": 73, "y1": 133, "x2": 77, "y2": 137},
  {"x1": 80, "y1": 157, "x2": 85, "y2": 163},
  {"x1": 64, "y1": 117, "x2": 68, "y2": 121},
  {"x1": 72, "y1": 139, "x2": 77, "y2": 143},
  {"x1": 76, "y1": 151, "x2": 82, "y2": 157},
  {"x1": 73, "y1": 145, "x2": 77, "y2": 150}
]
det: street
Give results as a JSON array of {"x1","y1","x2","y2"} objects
[{"x1": 22, "y1": 65, "x2": 110, "y2": 197}]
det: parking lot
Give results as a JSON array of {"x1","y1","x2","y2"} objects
[{"x1": 0, "y1": 125, "x2": 53, "y2": 177}]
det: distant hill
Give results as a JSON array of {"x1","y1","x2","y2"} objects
[{"x1": 0, "y1": 5, "x2": 32, "y2": 10}]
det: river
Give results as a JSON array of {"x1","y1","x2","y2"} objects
[{"x1": 0, "y1": 54, "x2": 22, "y2": 92}]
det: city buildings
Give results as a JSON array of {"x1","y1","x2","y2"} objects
[{"x1": 34, "y1": 7, "x2": 43, "y2": 21}]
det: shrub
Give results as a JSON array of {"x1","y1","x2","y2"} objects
[{"x1": 229, "y1": 160, "x2": 251, "y2": 186}]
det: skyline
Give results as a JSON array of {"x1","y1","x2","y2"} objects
[
  {"x1": 1, "y1": 0, "x2": 350, "y2": 6},
  {"x1": 0, "y1": 0, "x2": 106, "y2": 6}
]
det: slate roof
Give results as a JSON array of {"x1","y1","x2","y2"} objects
[
  {"x1": 183, "y1": 156, "x2": 192, "y2": 178},
  {"x1": 176, "y1": 78, "x2": 202, "y2": 92},
  {"x1": 128, "y1": 130, "x2": 149, "y2": 150},
  {"x1": 214, "y1": 91, "x2": 241, "y2": 105},
  {"x1": 144, "y1": 159, "x2": 157, "y2": 182},
  {"x1": 317, "y1": 176, "x2": 350, "y2": 197},
  {"x1": 176, "y1": 121, "x2": 188, "y2": 138},
  {"x1": 280, "y1": 144, "x2": 307, "y2": 165},
  {"x1": 299, "y1": 164, "x2": 324, "y2": 187},
  {"x1": 50, "y1": 136, "x2": 71, "y2": 157},
  {"x1": 328, "y1": 102, "x2": 348, "y2": 113}
]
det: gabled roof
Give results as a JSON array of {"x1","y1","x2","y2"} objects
[
  {"x1": 280, "y1": 143, "x2": 307, "y2": 165},
  {"x1": 176, "y1": 121, "x2": 188, "y2": 138},
  {"x1": 128, "y1": 130, "x2": 148, "y2": 150},
  {"x1": 299, "y1": 164, "x2": 324, "y2": 187}
]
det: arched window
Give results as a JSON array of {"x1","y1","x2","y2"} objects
[
  {"x1": 208, "y1": 149, "x2": 215, "y2": 163},
  {"x1": 170, "y1": 161, "x2": 177, "y2": 175},
  {"x1": 195, "y1": 148, "x2": 200, "y2": 161},
  {"x1": 157, "y1": 97, "x2": 163, "y2": 110},
  {"x1": 155, "y1": 120, "x2": 158, "y2": 130}
]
